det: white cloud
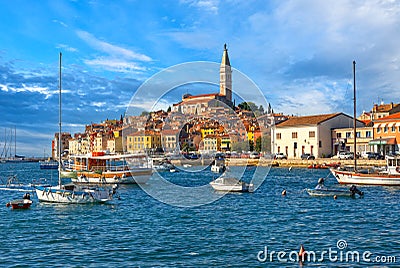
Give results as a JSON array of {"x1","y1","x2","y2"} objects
[
  {"x1": 76, "y1": 30, "x2": 152, "y2": 61},
  {"x1": 181, "y1": 0, "x2": 219, "y2": 14},
  {"x1": 84, "y1": 58, "x2": 146, "y2": 73},
  {"x1": 0, "y1": 83, "x2": 55, "y2": 99},
  {"x1": 57, "y1": 44, "x2": 78, "y2": 52}
]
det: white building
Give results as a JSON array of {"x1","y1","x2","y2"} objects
[{"x1": 272, "y1": 113, "x2": 364, "y2": 158}]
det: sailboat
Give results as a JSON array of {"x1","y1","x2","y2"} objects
[
  {"x1": 330, "y1": 61, "x2": 400, "y2": 185},
  {"x1": 35, "y1": 53, "x2": 116, "y2": 203}
]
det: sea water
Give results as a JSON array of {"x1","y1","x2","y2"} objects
[{"x1": 1, "y1": 162, "x2": 399, "y2": 267}]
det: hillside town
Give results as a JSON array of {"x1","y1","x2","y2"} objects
[{"x1": 52, "y1": 45, "x2": 400, "y2": 161}]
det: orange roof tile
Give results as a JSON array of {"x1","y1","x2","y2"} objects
[
  {"x1": 276, "y1": 113, "x2": 343, "y2": 127},
  {"x1": 374, "y1": 111, "x2": 400, "y2": 121}
]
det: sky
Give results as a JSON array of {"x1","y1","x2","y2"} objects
[{"x1": 0, "y1": 0, "x2": 400, "y2": 156}]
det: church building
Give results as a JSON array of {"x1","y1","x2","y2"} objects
[{"x1": 172, "y1": 44, "x2": 233, "y2": 115}]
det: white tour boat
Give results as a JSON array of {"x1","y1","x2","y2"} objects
[{"x1": 67, "y1": 152, "x2": 153, "y2": 185}]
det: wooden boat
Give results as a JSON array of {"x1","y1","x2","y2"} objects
[
  {"x1": 66, "y1": 153, "x2": 153, "y2": 185},
  {"x1": 210, "y1": 177, "x2": 254, "y2": 192},
  {"x1": 306, "y1": 185, "x2": 363, "y2": 197},
  {"x1": 330, "y1": 61, "x2": 400, "y2": 186},
  {"x1": 6, "y1": 193, "x2": 33, "y2": 209},
  {"x1": 6, "y1": 199, "x2": 33, "y2": 209},
  {"x1": 307, "y1": 164, "x2": 328, "y2": 169},
  {"x1": 330, "y1": 156, "x2": 400, "y2": 185}
]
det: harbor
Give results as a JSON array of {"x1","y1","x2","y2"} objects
[{"x1": 1, "y1": 161, "x2": 399, "y2": 266}]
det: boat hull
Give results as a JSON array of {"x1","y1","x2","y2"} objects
[
  {"x1": 306, "y1": 188, "x2": 354, "y2": 197},
  {"x1": 210, "y1": 177, "x2": 254, "y2": 193},
  {"x1": 331, "y1": 169, "x2": 400, "y2": 186},
  {"x1": 71, "y1": 168, "x2": 152, "y2": 185},
  {"x1": 35, "y1": 186, "x2": 113, "y2": 204},
  {"x1": 6, "y1": 199, "x2": 33, "y2": 209}
]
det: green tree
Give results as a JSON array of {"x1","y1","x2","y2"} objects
[{"x1": 140, "y1": 111, "x2": 149, "y2": 117}]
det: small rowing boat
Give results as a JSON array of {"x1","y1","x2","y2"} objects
[
  {"x1": 6, "y1": 193, "x2": 33, "y2": 209},
  {"x1": 306, "y1": 185, "x2": 363, "y2": 197}
]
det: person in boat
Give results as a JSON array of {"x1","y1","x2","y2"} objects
[
  {"x1": 349, "y1": 185, "x2": 364, "y2": 196},
  {"x1": 315, "y1": 178, "x2": 326, "y2": 190},
  {"x1": 23, "y1": 193, "x2": 31, "y2": 200}
]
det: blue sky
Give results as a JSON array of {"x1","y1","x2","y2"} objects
[{"x1": 1, "y1": 0, "x2": 400, "y2": 156}]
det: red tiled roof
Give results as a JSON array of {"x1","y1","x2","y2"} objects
[
  {"x1": 276, "y1": 113, "x2": 343, "y2": 127},
  {"x1": 374, "y1": 111, "x2": 400, "y2": 121}
]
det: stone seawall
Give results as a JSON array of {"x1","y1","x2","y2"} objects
[{"x1": 170, "y1": 158, "x2": 386, "y2": 168}]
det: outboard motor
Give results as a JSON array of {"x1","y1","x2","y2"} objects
[{"x1": 349, "y1": 185, "x2": 364, "y2": 197}]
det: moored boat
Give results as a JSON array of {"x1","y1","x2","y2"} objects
[
  {"x1": 35, "y1": 52, "x2": 116, "y2": 204},
  {"x1": 39, "y1": 160, "x2": 58, "y2": 169},
  {"x1": 211, "y1": 163, "x2": 226, "y2": 173},
  {"x1": 330, "y1": 156, "x2": 400, "y2": 186},
  {"x1": 36, "y1": 183, "x2": 116, "y2": 204},
  {"x1": 66, "y1": 153, "x2": 153, "y2": 185},
  {"x1": 306, "y1": 185, "x2": 363, "y2": 197},
  {"x1": 6, "y1": 193, "x2": 33, "y2": 209},
  {"x1": 210, "y1": 177, "x2": 254, "y2": 192}
]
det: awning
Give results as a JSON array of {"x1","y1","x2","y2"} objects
[
  {"x1": 369, "y1": 137, "x2": 396, "y2": 145},
  {"x1": 373, "y1": 123, "x2": 381, "y2": 128}
]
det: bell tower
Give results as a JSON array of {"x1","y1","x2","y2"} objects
[{"x1": 219, "y1": 43, "x2": 232, "y2": 103}]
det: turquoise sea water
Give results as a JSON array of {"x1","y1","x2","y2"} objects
[{"x1": 1, "y1": 162, "x2": 399, "y2": 267}]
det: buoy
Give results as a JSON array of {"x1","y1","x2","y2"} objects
[
  {"x1": 334, "y1": 195, "x2": 337, "y2": 200},
  {"x1": 299, "y1": 244, "x2": 307, "y2": 261},
  {"x1": 282, "y1": 189, "x2": 287, "y2": 196},
  {"x1": 288, "y1": 166, "x2": 292, "y2": 171}
]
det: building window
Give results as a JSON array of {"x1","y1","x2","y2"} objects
[
  {"x1": 384, "y1": 126, "x2": 388, "y2": 133},
  {"x1": 277, "y1": 146, "x2": 280, "y2": 153},
  {"x1": 309, "y1": 131, "x2": 315, "y2": 138},
  {"x1": 336, "y1": 133, "x2": 342, "y2": 138},
  {"x1": 366, "y1": 131, "x2": 371, "y2": 138},
  {"x1": 377, "y1": 127, "x2": 381, "y2": 133},
  {"x1": 356, "y1": 132, "x2": 361, "y2": 138},
  {"x1": 346, "y1": 132, "x2": 351, "y2": 138},
  {"x1": 276, "y1": 133, "x2": 281, "y2": 140},
  {"x1": 319, "y1": 141, "x2": 322, "y2": 148},
  {"x1": 392, "y1": 126, "x2": 396, "y2": 132},
  {"x1": 292, "y1": 132, "x2": 298, "y2": 139}
]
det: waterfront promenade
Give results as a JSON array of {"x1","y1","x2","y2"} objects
[{"x1": 171, "y1": 158, "x2": 386, "y2": 168}]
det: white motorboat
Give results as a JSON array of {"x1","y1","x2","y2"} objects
[
  {"x1": 211, "y1": 163, "x2": 226, "y2": 173},
  {"x1": 210, "y1": 177, "x2": 254, "y2": 192}
]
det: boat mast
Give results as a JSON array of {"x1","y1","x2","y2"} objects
[
  {"x1": 14, "y1": 126, "x2": 16, "y2": 159},
  {"x1": 353, "y1": 60, "x2": 357, "y2": 171},
  {"x1": 58, "y1": 52, "x2": 62, "y2": 186}
]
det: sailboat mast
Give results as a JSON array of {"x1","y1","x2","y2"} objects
[
  {"x1": 353, "y1": 60, "x2": 357, "y2": 171},
  {"x1": 58, "y1": 52, "x2": 62, "y2": 186}
]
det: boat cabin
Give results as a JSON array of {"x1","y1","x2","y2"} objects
[{"x1": 387, "y1": 156, "x2": 400, "y2": 175}]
